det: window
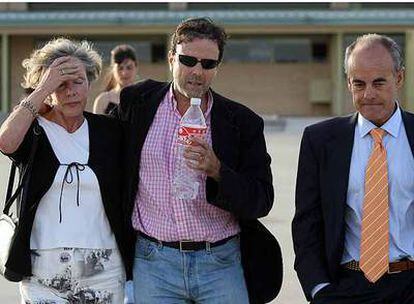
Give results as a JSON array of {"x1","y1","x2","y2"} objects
[
  {"x1": 34, "y1": 38, "x2": 167, "y2": 63},
  {"x1": 344, "y1": 33, "x2": 405, "y2": 58},
  {"x1": 151, "y1": 43, "x2": 166, "y2": 63},
  {"x1": 312, "y1": 42, "x2": 328, "y2": 62},
  {"x1": 93, "y1": 41, "x2": 152, "y2": 63},
  {"x1": 224, "y1": 36, "x2": 328, "y2": 63},
  {"x1": 90, "y1": 40, "x2": 167, "y2": 63},
  {"x1": 274, "y1": 39, "x2": 311, "y2": 62}
]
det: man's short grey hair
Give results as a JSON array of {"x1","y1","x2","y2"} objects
[
  {"x1": 344, "y1": 33, "x2": 404, "y2": 75},
  {"x1": 22, "y1": 37, "x2": 102, "y2": 89}
]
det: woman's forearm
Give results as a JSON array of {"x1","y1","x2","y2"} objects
[{"x1": 0, "y1": 88, "x2": 48, "y2": 154}]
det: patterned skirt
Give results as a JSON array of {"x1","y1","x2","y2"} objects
[{"x1": 20, "y1": 248, "x2": 125, "y2": 304}]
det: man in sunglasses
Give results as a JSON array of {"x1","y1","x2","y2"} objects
[{"x1": 115, "y1": 17, "x2": 282, "y2": 304}]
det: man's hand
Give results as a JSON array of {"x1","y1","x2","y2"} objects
[{"x1": 183, "y1": 135, "x2": 221, "y2": 181}]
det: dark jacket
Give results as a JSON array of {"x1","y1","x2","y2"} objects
[
  {"x1": 4, "y1": 112, "x2": 133, "y2": 281},
  {"x1": 292, "y1": 110, "x2": 414, "y2": 301},
  {"x1": 116, "y1": 79, "x2": 283, "y2": 303}
]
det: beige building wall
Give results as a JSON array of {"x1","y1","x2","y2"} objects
[
  {"x1": 85, "y1": 63, "x2": 169, "y2": 111},
  {"x1": 10, "y1": 36, "x2": 34, "y2": 107},
  {"x1": 8, "y1": 39, "x2": 170, "y2": 112},
  {"x1": 91, "y1": 61, "x2": 333, "y2": 116},
  {"x1": 2, "y1": 13, "x2": 414, "y2": 116},
  {"x1": 89, "y1": 62, "x2": 333, "y2": 117},
  {"x1": 213, "y1": 62, "x2": 331, "y2": 116},
  {"x1": 7, "y1": 38, "x2": 332, "y2": 116}
]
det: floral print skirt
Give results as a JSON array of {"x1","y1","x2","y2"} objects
[{"x1": 20, "y1": 248, "x2": 125, "y2": 304}]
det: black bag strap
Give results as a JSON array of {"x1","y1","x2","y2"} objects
[
  {"x1": 3, "y1": 124, "x2": 41, "y2": 216},
  {"x1": 4, "y1": 163, "x2": 16, "y2": 206}
]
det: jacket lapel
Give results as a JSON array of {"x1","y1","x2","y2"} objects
[
  {"x1": 210, "y1": 91, "x2": 240, "y2": 169},
  {"x1": 126, "y1": 82, "x2": 170, "y2": 210},
  {"x1": 132, "y1": 82, "x2": 171, "y2": 155},
  {"x1": 323, "y1": 114, "x2": 357, "y2": 241},
  {"x1": 401, "y1": 110, "x2": 414, "y2": 157}
]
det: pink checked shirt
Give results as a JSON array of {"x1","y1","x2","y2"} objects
[{"x1": 132, "y1": 87, "x2": 240, "y2": 242}]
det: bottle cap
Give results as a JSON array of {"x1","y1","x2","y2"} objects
[{"x1": 190, "y1": 98, "x2": 201, "y2": 106}]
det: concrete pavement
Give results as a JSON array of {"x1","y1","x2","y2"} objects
[{"x1": 0, "y1": 117, "x2": 325, "y2": 303}]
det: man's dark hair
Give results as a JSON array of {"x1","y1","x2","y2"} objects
[
  {"x1": 111, "y1": 44, "x2": 137, "y2": 65},
  {"x1": 170, "y1": 17, "x2": 228, "y2": 62}
]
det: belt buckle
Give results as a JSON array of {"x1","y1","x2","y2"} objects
[{"x1": 179, "y1": 240, "x2": 195, "y2": 252}]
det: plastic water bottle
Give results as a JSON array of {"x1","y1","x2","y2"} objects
[{"x1": 172, "y1": 97, "x2": 207, "y2": 199}]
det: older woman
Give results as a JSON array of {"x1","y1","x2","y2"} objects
[{"x1": 0, "y1": 38, "x2": 132, "y2": 303}]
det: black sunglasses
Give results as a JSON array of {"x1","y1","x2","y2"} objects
[{"x1": 178, "y1": 54, "x2": 219, "y2": 70}]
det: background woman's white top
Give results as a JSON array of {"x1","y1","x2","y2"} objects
[{"x1": 30, "y1": 117, "x2": 117, "y2": 249}]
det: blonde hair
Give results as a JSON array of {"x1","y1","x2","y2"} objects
[{"x1": 22, "y1": 37, "x2": 102, "y2": 89}]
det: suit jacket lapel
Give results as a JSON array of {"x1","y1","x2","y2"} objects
[
  {"x1": 401, "y1": 110, "x2": 414, "y2": 157},
  {"x1": 134, "y1": 82, "x2": 171, "y2": 152},
  {"x1": 210, "y1": 91, "x2": 240, "y2": 169},
  {"x1": 323, "y1": 114, "x2": 357, "y2": 235},
  {"x1": 125, "y1": 82, "x2": 170, "y2": 209}
]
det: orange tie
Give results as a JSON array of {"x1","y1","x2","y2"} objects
[{"x1": 360, "y1": 128, "x2": 389, "y2": 283}]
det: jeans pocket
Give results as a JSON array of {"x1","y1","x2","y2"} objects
[
  {"x1": 208, "y1": 240, "x2": 240, "y2": 266},
  {"x1": 135, "y1": 239, "x2": 157, "y2": 261}
]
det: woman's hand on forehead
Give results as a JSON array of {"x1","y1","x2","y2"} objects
[{"x1": 36, "y1": 56, "x2": 84, "y2": 97}]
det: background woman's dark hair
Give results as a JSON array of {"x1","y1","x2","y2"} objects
[
  {"x1": 170, "y1": 17, "x2": 228, "y2": 63},
  {"x1": 105, "y1": 44, "x2": 137, "y2": 91}
]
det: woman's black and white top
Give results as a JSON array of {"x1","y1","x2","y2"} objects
[{"x1": 30, "y1": 117, "x2": 117, "y2": 250}]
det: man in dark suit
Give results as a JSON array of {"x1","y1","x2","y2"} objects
[
  {"x1": 115, "y1": 17, "x2": 282, "y2": 304},
  {"x1": 293, "y1": 34, "x2": 414, "y2": 304}
]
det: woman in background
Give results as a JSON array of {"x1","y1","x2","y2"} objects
[{"x1": 93, "y1": 44, "x2": 138, "y2": 115}]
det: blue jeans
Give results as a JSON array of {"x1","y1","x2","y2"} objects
[
  {"x1": 133, "y1": 235, "x2": 249, "y2": 304},
  {"x1": 124, "y1": 280, "x2": 135, "y2": 303}
]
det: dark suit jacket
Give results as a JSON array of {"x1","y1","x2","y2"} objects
[
  {"x1": 116, "y1": 79, "x2": 283, "y2": 303},
  {"x1": 4, "y1": 112, "x2": 133, "y2": 281},
  {"x1": 292, "y1": 110, "x2": 414, "y2": 301}
]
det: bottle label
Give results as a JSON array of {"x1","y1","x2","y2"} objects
[{"x1": 177, "y1": 126, "x2": 207, "y2": 146}]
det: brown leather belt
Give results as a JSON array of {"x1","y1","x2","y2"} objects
[
  {"x1": 343, "y1": 260, "x2": 414, "y2": 274},
  {"x1": 139, "y1": 233, "x2": 237, "y2": 252}
]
